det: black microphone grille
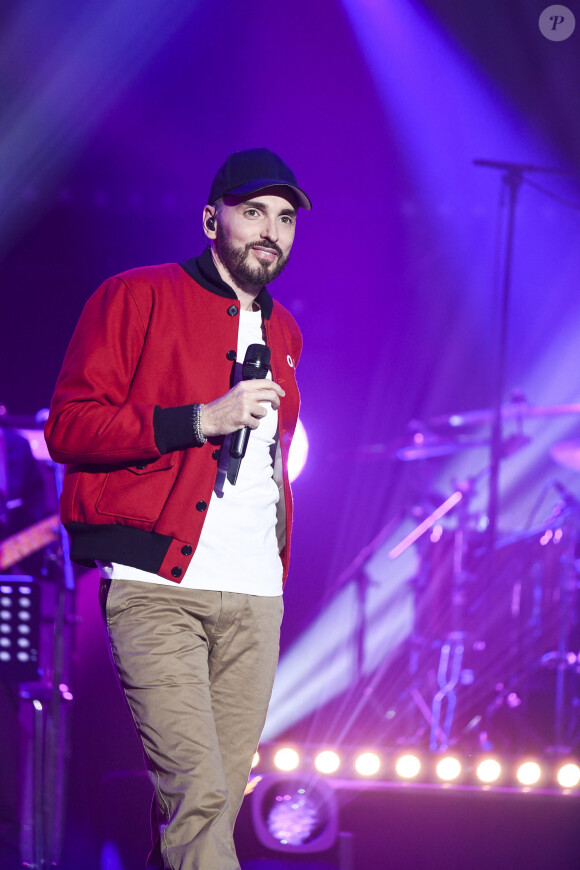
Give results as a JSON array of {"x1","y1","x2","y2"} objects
[{"x1": 242, "y1": 343, "x2": 271, "y2": 380}]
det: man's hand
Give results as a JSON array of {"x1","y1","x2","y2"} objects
[{"x1": 200, "y1": 380, "x2": 285, "y2": 438}]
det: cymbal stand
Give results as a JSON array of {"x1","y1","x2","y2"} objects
[
  {"x1": 387, "y1": 489, "x2": 465, "y2": 746},
  {"x1": 427, "y1": 475, "x2": 482, "y2": 750},
  {"x1": 389, "y1": 469, "x2": 486, "y2": 749},
  {"x1": 547, "y1": 509, "x2": 580, "y2": 752}
]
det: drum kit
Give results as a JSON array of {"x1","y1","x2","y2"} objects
[{"x1": 388, "y1": 400, "x2": 580, "y2": 754}]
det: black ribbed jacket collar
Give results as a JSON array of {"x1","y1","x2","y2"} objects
[{"x1": 180, "y1": 248, "x2": 274, "y2": 319}]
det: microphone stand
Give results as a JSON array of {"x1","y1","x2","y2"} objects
[
  {"x1": 485, "y1": 163, "x2": 522, "y2": 550},
  {"x1": 473, "y1": 158, "x2": 568, "y2": 549},
  {"x1": 476, "y1": 159, "x2": 577, "y2": 756}
]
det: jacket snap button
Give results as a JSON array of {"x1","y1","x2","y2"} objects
[
  {"x1": 212, "y1": 449, "x2": 220, "y2": 460},
  {"x1": 181, "y1": 545, "x2": 192, "y2": 556},
  {"x1": 227, "y1": 305, "x2": 239, "y2": 317},
  {"x1": 171, "y1": 567, "x2": 183, "y2": 578},
  {"x1": 196, "y1": 500, "x2": 207, "y2": 512},
  {"x1": 226, "y1": 349, "x2": 236, "y2": 361},
  {"x1": 135, "y1": 463, "x2": 146, "y2": 470}
]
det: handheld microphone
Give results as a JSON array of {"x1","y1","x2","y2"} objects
[{"x1": 227, "y1": 343, "x2": 271, "y2": 485}]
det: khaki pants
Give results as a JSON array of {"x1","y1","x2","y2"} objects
[{"x1": 100, "y1": 579, "x2": 283, "y2": 870}]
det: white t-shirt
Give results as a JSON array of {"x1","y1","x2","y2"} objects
[{"x1": 98, "y1": 308, "x2": 283, "y2": 596}]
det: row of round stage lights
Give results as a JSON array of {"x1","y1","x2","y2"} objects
[{"x1": 251, "y1": 748, "x2": 580, "y2": 791}]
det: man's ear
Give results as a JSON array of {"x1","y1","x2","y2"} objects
[{"x1": 202, "y1": 205, "x2": 218, "y2": 240}]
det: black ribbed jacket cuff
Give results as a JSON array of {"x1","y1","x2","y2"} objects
[{"x1": 153, "y1": 404, "x2": 195, "y2": 454}]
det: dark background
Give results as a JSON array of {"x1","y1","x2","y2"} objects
[{"x1": 2, "y1": 1, "x2": 580, "y2": 865}]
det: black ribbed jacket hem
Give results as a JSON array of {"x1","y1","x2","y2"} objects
[{"x1": 66, "y1": 522, "x2": 172, "y2": 573}]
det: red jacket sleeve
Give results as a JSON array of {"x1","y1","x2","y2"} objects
[{"x1": 45, "y1": 276, "x2": 181, "y2": 465}]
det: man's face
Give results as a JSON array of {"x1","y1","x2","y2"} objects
[{"x1": 213, "y1": 187, "x2": 297, "y2": 288}]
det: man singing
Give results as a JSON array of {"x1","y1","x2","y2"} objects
[{"x1": 45, "y1": 148, "x2": 311, "y2": 869}]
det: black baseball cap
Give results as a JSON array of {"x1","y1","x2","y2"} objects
[{"x1": 208, "y1": 148, "x2": 312, "y2": 210}]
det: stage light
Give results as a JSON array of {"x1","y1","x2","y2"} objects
[
  {"x1": 436, "y1": 756, "x2": 462, "y2": 782},
  {"x1": 476, "y1": 759, "x2": 502, "y2": 784},
  {"x1": 395, "y1": 754, "x2": 421, "y2": 779},
  {"x1": 516, "y1": 761, "x2": 542, "y2": 786},
  {"x1": 288, "y1": 418, "x2": 308, "y2": 482},
  {"x1": 314, "y1": 750, "x2": 341, "y2": 775},
  {"x1": 556, "y1": 763, "x2": 580, "y2": 789},
  {"x1": 251, "y1": 752, "x2": 260, "y2": 770},
  {"x1": 354, "y1": 752, "x2": 381, "y2": 776},
  {"x1": 251, "y1": 773, "x2": 338, "y2": 854},
  {"x1": 274, "y1": 747, "x2": 300, "y2": 772}
]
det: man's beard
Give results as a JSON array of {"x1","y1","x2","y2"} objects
[{"x1": 215, "y1": 234, "x2": 289, "y2": 287}]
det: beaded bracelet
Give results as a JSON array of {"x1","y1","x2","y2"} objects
[{"x1": 192, "y1": 402, "x2": 207, "y2": 446}]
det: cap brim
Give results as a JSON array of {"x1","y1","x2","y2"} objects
[{"x1": 225, "y1": 180, "x2": 312, "y2": 210}]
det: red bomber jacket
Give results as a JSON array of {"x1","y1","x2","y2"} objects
[{"x1": 45, "y1": 250, "x2": 302, "y2": 584}]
